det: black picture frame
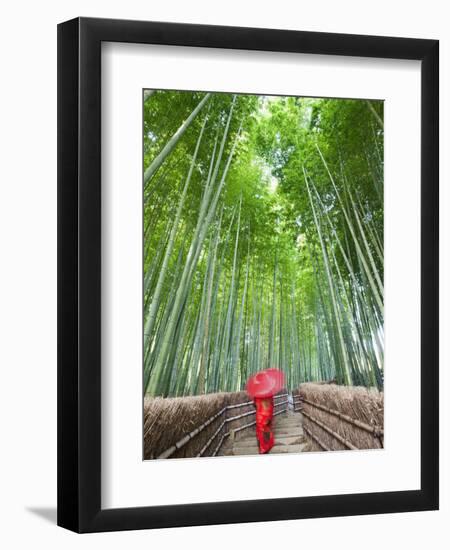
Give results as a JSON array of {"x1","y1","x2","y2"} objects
[{"x1": 57, "y1": 16, "x2": 439, "y2": 533}]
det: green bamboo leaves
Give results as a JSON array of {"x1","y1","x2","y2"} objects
[
  {"x1": 143, "y1": 92, "x2": 384, "y2": 396},
  {"x1": 144, "y1": 92, "x2": 211, "y2": 186}
]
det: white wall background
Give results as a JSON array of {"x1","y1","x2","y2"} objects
[{"x1": 0, "y1": 0, "x2": 448, "y2": 547}]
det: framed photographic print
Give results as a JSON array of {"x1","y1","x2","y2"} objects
[{"x1": 57, "y1": 17, "x2": 439, "y2": 533}]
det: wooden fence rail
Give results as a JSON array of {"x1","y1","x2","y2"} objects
[
  {"x1": 158, "y1": 392, "x2": 289, "y2": 459},
  {"x1": 294, "y1": 396, "x2": 383, "y2": 437},
  {"x1": 301, "y1": 409, "x2": 358, "y2": 450},
  {"x1": 303, "y1": 425, "x2": 331, "y2": 451},
  {"x1": 294, "y1": 395, "x2": 383, "y2": 450}
]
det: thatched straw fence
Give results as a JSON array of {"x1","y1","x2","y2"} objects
[
  {"x1": 293, "y1": 383, "x2": 384, "y2": 452},
  {"x1": 144, "y1": 390, "x2": 288, "y2": 459}
]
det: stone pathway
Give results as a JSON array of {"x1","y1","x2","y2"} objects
[{"x1": 220, "y1": 410, "x2": 306, "y2": 456}]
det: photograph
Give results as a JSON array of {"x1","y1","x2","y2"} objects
[{"x1": 143, "y1": 90, "x2": 384, "y2": 459}]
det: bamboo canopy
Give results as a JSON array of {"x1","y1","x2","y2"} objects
[{"x1": 143, "y1": 91, "x2": 384, "y2": 398}]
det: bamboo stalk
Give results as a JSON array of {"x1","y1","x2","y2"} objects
[
  {"x1": 304, "y1": 168, "x2": 352, "y2": 385},
  {"x1": 144, "y1": 113, "x2": 209, "y2": 373},
  {"x1": 144, "y1": 92, "x2": 211, "y2": 185},
  {"x1": 365, "y1": 100, "x2": 384, "y2": 130},
  {"x1": 315, "y1": 145, "x2": 384, "y2": 315},
  {"x1": 148, "y1": 102, "x2": 240, "y2": 395}
]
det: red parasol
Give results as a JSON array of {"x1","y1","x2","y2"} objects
[{"x1": 245, "y1": 368, "x2": 285, "y2": 399}]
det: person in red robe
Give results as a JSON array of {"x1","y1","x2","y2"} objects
[
  {"x1": 246, "y1": 368, "x2": 284, "y2": 455},
  {"x1": 254, "y1": 396, "x2": 274, "y2": 454}
]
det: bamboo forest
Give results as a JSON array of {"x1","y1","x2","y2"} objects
[{"x1": 143, "y1": 90, "x2": 384, "y2": 398}]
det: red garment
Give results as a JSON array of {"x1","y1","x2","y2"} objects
[{"x1": 254, "y1": 397, "x2": 274, "y2": 454}]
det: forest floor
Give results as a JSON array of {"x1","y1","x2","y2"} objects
[{"x1": 220, "y1": 410, "x2": 306, "y2": 456}]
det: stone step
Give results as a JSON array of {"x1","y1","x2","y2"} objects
[
  {"x1": 273, "y1": 422, "x2": 302, "y2": 429},
  {"x1": 232, "y1": 429, "x2": 304, "y2": 447},
  {"x1": 234, "y1": 435, "x2": 305, "y2": 448},
  {"x1": 234, "y1": 437, "x2": 306, "y2": 449},
  {"x1": 273, "y1": 420, "x2": 302, "y2": 429},
  {"x1": 220, "y1": 411, "x2": 305, "y2": 457},
  {"x1": 275, "y1": 425, "x2": 302, "y2": 430},
  {"x1": 231, "y1": 443, "x2": 306, "y2": 456},
  {"x1": 275, "y1": 435, "x2": 305, "y2": 445},
  {"x1": 236, "y1": 435, "x2": 304, "y2": 447},
  {"x1": 271, "y1": 443, "x2": 306, "y2": 454},
  {"x1": 233, "y1": 430, "x2": 303, "y2": 442}
]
